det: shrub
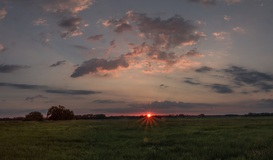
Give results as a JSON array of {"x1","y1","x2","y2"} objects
[
  {"x1": 47, "y1": 105, "x2": 74, "y2": 120},
  {"x1": 25, "y1": 111, "x2": 44, "y2": 121}
]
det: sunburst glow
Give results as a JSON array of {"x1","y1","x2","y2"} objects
[{"x1": 138, "y1": 113, "x2": 158, "y2": 129}]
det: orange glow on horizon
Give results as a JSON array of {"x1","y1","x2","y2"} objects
[{"x1": 147, "y1": 113, "x2": 151, "y2": 118}]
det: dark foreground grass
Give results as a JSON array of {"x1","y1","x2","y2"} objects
[{"x1": 0, "y1": 117, "x2": 273, "y2": 160}]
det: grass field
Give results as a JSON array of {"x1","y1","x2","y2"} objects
[{"x1": 0, "y1": 117, "x2": 273, "y2": 160}]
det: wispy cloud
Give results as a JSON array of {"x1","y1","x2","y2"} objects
[
  {"x1": 58, "y1": 17, "x2": 83, "y2": 38},
  {"x1": 43, "y1": 0, "x2": 94, "y2": 15},
  {"x1": 224, "y1": 15, "x2": 231, "y2": 21},
  {"x1": 25, "y1": 95, "x2": 47, "y2": 102},
  {"x1": 195, "y1": 66, "x2": 213, "y2": 73},
  {"x1": 71, "y1": 56, "x2": 129, "y2": 77},
  {"x1": 213, "y1": 31, "x2": 229, "y2": 40},
  {"x1": 0, "y1": 8, "x2": 7, "y2": 20},
  {"x1": 45, "y1": 89, "x2": 101, "y2": 95},
  {"x1": 187, "y1": 0, "x2": 217, "y2": 5},
  {"x1": 223, "y1": 66, "x2": 273, "y2": 92},
  {"x1": 207, "y1": 83, "x2": 234, "y2": 93},
  {"x1": 0, "y1": 43, "x2": 6, "y2": 52},
  {"x1": 0, "y1": 64, "x2": 30, "y2": 73},
  {"x1": 50, "y1": 60, "x2": 66, "y2": 67},
  {"x1": 93, "y1": 99, "x2": 125, "y2": 104},
  {"x1": 0, "y1": 82, "x2": 101, "y2": 95},
  {"x1": 186, "y1": 65, "x2": 273, "y2": 94},
  {"x1": 33, "y1": 18, "x2": 47, "y2": 26},
  {"x1": 0, "y1": 82, "x2": 47, "y2": 90},
  {"x1": 87, "y1": 34, "x2": 103, "y2": 41}
]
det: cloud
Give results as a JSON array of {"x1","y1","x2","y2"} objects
[
  {"x1": 184, "y1": 78, "x2": 201, "y2": 85},
  {"x1": 187, "y1": 0, "x2": 217, "y2": 5},
  {"x1": 104, "y1": 12, "x2": 201, "y2": 50},
  {"x1": 185, "y1": 48, "x2": 202, "y2": 57},
  {"x1": 114, "y1": 23, "x2": 132, "y2": 33},
  {"x1": 160, "y1": 84, "x2": 168, "y2": 88},
  {"x1": 45, "y1": 89, "x2": 101, "y2": 95},
  {"x1": 87, "y1": 34, "x2": 103, "y2": 41},
  {"x1": 0, "y1": 43, "x2": 6, "y2": 52},
  {"x1": 93, "y1": 99, "x2": 125, "y2": 104},
  {"x1": 0, "y1": 82, "x2": 101, "y2": 95},
  {"x1": 71, "y1": 56, "x2": 129, "y2": 78},
  {"x1": 233, "y1": 26, "x2": 245, "y2": 34},
  {"x1": 208, "y1": 84, "x2": 234, "y2": 94},
  {"x1": 72, "y1": 45, "x2": 89, "y2": 50},
  {"x1": 127, "y1": 12, "x2": 201, "y2": 50},
  {"x1": 0, "y1": 64, "x2": 30, "y2": 73},
  {"x1": 224, "y1": 15, "x2": 231, "y2": 21},
  {"x1": 58, "y1": 17, "x2": 83, "y2": 38},
  {"x1": 93, "y1": 12, "x2": 203, "y2": 75},
  {"x1": 225, "y1": 0, "x2": 241, "y2": 4},
  {"x1": 33, "y1": 18, "x2": 47, "y2": 26},
  {"x1": 130, "y1": 100, "x2": 216, "y2": 109},
  {"x1": 50, "y1": 60, "x2": 66, "y2": 67},
  {"x1": 212, "y1": 32, "x2": 229, "y2": 40},
  {"x1": 0, "y1": 8, "x2": 7, "y2": 20},
  {"x1": 188, "y1": 0, "x2": 241, "y2": 5},
  {"x1": 43, "y1": 0, "x2": 93, "y2": 15},
  {"x1": 25, "y1": 95, "x2": 47, "y2": 102},
  {"x1": 0, "y1": 82, "x2": 47, "y2": 90},
  {"x1": 223, "y1": 66, "x2": 273, "y2": 90},
  {"x1": 190, "y1": 65, "x2": 273, "y2": 93},
  {"x1": 195, "y1": 66, "x2": 213, "y2": 73}
]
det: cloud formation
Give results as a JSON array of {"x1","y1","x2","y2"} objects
[
  {"x1": 208, "y1": 84, "x2": 233, "y2": 93},
  {"x1": 195, "y1": 66, "x2": 213, "y2": 73},
  {"x1": 127, "y1": 12, "x2": 201, "y2": 49},
  {"x1": 43, "y1": 0, "x2": 93, "y2": 15},
  {"x1": 0, "y1": 64, "x2": 30, "y2": 73},
  {"x1": 71, "y1": 56, "x2": 129, "y2": 77},
  {"x1": 25, "y1": 95, "x2": 47, "y2": 102},
  {"x1": 45, "y1": 89, "x2": 101, "y2": 95},
  {"x1": 188, "y1": 0, "x2": 241, "y2": 5},
  {"x1": 0, "y1": 43, "x2": 6, "y2": 52},
  {"x1": 0, "y1": 82, "x2": 47, "y2": 90},
  {"x1": 33, "y1": 18, "x2": 47, "y2": 26},
  {"x1": 0, "y1": 8, "x2": 7, "y2": 20},
  {"x1": 0, "y1": 82, "x2": 101, "y2": 95},
  {"x1": 187, "y1": 0, "x2": 216, "y2": 5},
  {"x1": 50, "y1": 60, "x2": 66, "y2": 67},
  {"x1": 59, "y1": 17, "x2": 83, "y2": 38},
  {"x1": 87, "y1": 34, "x2": 103, "y2": 41},
  {"x1": 223, "y1": 66, "x2": 273, "y2": 92},
  {"x1": 213, "y1": 32, "x2": 228, "y2": 40},
  {"x1": 130, "y1": 100, "x2": 216, "y2": 109},
  {"x1": 186, "y1": 65, "x2": 273, "y2": 94},
  {"x1": 93, "y1": 99, "x2": 125, "y2": 104}
]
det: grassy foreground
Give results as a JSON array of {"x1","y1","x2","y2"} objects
[{"x1": 0, "y1": 117, "x2": 273, "y2": 160}]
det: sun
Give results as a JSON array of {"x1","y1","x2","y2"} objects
[{"x1": 147, "y1": 113, "x2": 152, "y2": 118}]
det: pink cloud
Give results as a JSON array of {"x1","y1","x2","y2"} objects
[
  {"x1": 0, "y1": 8, "x2": 7, "y2": 20},
  {"x1": 43, "y1": 0, "x2": 93, "y2": 15},
  {"x1": 87, "y1": 34, "x2": 103, "y2": 41}
]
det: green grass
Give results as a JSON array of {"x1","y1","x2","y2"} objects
[{"x1": 0, "y1": 117, "x2": 273, "y2": 160}]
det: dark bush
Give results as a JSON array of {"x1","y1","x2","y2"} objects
[
  {"x1": 47, "y1": 105, "x2": 74, "y2": 120},
  {"x1": 25, "y1": 111, "x2": 44, "y2": 121}
]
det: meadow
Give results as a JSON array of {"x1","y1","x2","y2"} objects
[{"x1": 0, "y1": 117, "x2": 273, "y2": 160}]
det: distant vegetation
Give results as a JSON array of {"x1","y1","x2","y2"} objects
[
  {"x1": 25, "y1": 111, "x2": 43, "y2": 121},
  {"x1": 46, "y1": 105, "x2": 74, "y2": 120},
  {"x1": 0, "y1": 104, "x2": 273, "y2": 121}
]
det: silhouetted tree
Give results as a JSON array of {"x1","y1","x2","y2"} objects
[
  {"x1": 25, "y1": 111, "x2": 43, "y2": 121},
  {"x1": 47, "y1": 105, "x2": 74, "y2": 120}
]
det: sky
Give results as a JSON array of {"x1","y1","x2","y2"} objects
[{"x1": 0, "y1": 0, "x2": 273, "y2": 117}]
